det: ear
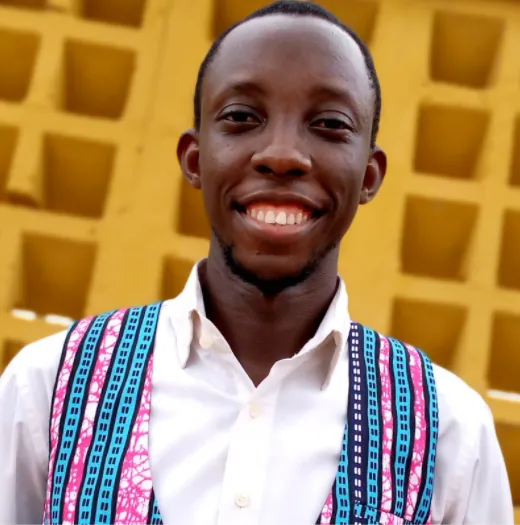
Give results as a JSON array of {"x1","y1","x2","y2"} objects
[
  {"x1": 360, "y1": 145, "x2": 387, "y2": 205},
  {"x1": 177, "y1": 128, "x2": 202, "y2": 190}
]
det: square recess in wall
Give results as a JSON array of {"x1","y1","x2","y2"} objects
[
  {"x1": 414, "y1": 103, "x2": 489, "y2": 180},
  {"x1": 61, "y1": 40, "x2": 135, "y2": 119},
  {"x1": 429, "y1": 10, "x2": 503, "y2": 88},
  {"x1": 42, "y1": 133, "x2": 116, "y2": 218},
  {"x1": 213, "y1": 0, "x2": 274, "y2": 36},
  {"x1": 162, "y1": 255, "x2": 195, "y2": 301},
  {"x1": 488, "y1": 311, "x2": 520, "y2": 394},
  {"x1": 498, "y1": 210, "x2": 520, "y2": 292},
  {"x1": 390, "y1": 298, "x2": 467, "y2": 370},
  {"x1": 80, "y1": 0, "x2": 147, "y2": 28},
  {"x1": 401, "y1": 196, "x2": 478, "y2": 281},
  {"x1": 1, "y1": 339, "x2": 23, "y2": 373},
  {"x1": 213, "y1": 0, "x2": 379, "y2": 45},
  {"x1": 495, "y1": 424, "x2": 520, "y2": 506},
  {"x1": 509, "y1": 116, "x2": 520, "y2": 188},
  {"x1": 14, "y1": 233, "x2": 96, "y2": 320},
  {"x1": 177, "y1": 177, "x2": 211, "y2": 240},
  {"x1": 0, "y1": 124, "x2": 18, "y2": 201},
  {"x1": 0, "y1": 27, "x2": 39, "y2": 102}
]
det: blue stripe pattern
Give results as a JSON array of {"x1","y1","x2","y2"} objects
[
  {"x1": 51, "y1": 311, "x2": 112, "y2": 524},
  {"x1": 363, "y1": 327, "x2": 380, "y2": 509},
  {"x1": 414, "y1": 352, "x2": 439, "y2": 522},
  {"x1": 95, "y1": 303, "x2": 162, "y2": 523},
  {"x1": 389, "y1": 337, "x2": 412, "y2": 516},
  {"x1": 354, "y1": 502, "x2": 378, "y2": 524},
  {"x1": 77, "y1": 307, "x2": 143, "y2": 523}
]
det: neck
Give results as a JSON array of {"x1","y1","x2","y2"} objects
[{"x1": 199, "y1": 243, "x2": 339, "y2": 385}]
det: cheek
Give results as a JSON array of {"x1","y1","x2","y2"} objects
[
  {"x1": 197, "y1": 147, "x2": 239, "y2": 223},
  {"x1": 326, "y1": 167, "x2": 366, "y2": 233}
]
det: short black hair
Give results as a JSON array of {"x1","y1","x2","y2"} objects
[{"x1": 193, "y1": 0, "x2": 382, "y2": 147}]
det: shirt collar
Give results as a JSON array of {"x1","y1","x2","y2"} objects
[{"x1": 165, "y1": 260, "x2": 350, "y2": 388}]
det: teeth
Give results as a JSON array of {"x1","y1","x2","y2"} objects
[
  {"x1": 247, "y1": 208, "x2": 310, "y2": 226},
  {"x1": 265, "y1": 210, "x2": 276, "y2": 224},
  {"x1": 275, "y1": 211, "x2": 287, "y2": 225}
]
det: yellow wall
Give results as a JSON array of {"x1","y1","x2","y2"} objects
[{"x1": 0, "y1": 0, "x2": 519, "y2": 516}]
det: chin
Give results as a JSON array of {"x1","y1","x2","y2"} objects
[{"x1": 228, "y1": 249, "x2": 319, "y2": 294}]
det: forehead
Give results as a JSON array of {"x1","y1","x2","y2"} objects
[{"x1": 204, "y1": 15, "x2": 373, "y2": 116}]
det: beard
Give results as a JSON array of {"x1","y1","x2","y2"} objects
[{"x1": 213, "y1": 227, "x2": 337, "y2": 296}]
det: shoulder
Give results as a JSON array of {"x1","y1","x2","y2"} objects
[
  {"x1": 432, "y1": 363, "x2": 493, "y2": 437},
  {"x1": 1, "y1": 330, "x2": 69, "y2": 400}
]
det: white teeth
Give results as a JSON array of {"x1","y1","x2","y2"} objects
[
  {"x1": 275, "y1": 211, "x2": 287, "y2": 225},
  {"x1": 249, "y1": 208, "x2": 309, "y2": 226},
  {"x1": 265, "y1": 210, "x2": 276, "y2": 224}
]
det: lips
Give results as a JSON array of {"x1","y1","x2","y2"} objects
[{"x1": 232, "y1": 191, "x2": 325, "y2": 243}]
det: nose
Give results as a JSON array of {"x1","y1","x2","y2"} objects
[{"x1": 251, "y1": 125, "x2": 311, "y2": 177}]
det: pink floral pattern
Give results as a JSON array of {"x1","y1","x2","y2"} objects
[
  {"x1": 319, "y1": 492, "x2": 333, "y2": 524},
  {"x1": 61, "y1": 310, "x2": 128, "y2": 524},
  {"x1": 114, "y1": 353, "x2": 156, "y2": 523},
  {"x1": 44, "y1": 317, "x2": 94, "y2": 522},
  {"x1": 379, "y1": 336, "x2": 394, "y2": 513},
  {"x1": 404, "y1": 345, "x2": 427, "y2": 521}
]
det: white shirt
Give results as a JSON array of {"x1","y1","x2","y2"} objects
[{"x1": 0, "y1": 264, "x2": 514, "y2": 525}]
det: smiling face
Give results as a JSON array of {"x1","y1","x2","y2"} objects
[{"x1": 178, "y1": 14, "x2": 386, "y2": 290}]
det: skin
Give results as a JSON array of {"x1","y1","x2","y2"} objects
[{"x1": 177, "y1": 14, "x2": 387, "y2": 385}]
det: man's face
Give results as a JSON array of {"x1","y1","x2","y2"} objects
[{"x1": 179, "y1": 15, "x2": 386, "y2": 287}]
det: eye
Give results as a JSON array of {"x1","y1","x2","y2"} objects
[
  {"x1": 311, "y1": 118, "x2": 350, "y2": 130},
  {"x1": 223, "y1": 110, "x2": 259, "y2": 124}
]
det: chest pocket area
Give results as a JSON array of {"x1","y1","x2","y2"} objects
[{"x1": 354, "y1": 502, "x2": 414, "y2": 525}]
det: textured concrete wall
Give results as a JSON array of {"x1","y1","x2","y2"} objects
[{"x1": 0, "y1": 0, "x2": 518, "y2": 515}]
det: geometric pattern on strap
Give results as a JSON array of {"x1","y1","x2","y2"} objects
[
  {"x1": 318, "y1": 322, "x2": 439, "y2": 525},
  {"x1": 43, "y1": 303, "x2": 164, "y2": 525}
]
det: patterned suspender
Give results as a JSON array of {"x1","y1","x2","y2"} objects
[
  {"x1": 43, "y1": 304, "x2": 164, "y2": 525},
  {"x1": 319, "y1": 323, "x2": 439, "y2": 525}
]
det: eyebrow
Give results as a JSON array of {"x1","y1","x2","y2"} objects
[
  {"x1": 216, "y1": 80, "x2": 267, "y2": 100},
  {"x1": 309, "y1": 85, "x2": 352, "y2": 101}
]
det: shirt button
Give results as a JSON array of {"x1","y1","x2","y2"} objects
[
  {"x1": 248, "y1": 403, "x2": 261, "y2": 419},
  {"x1": 199, "y1": 332, "x2": 213, "y2": 349},
  {"x1": 235, "y1": 493, "x2": 251, "y2": 508}
]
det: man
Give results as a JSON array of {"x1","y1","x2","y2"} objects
[{"x1": 0, "y1": 1, "x2": 514, "y2": 524}]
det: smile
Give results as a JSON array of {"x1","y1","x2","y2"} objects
[
  {"x1": 233, "y1": 199, "x2": 322, "y2": 242},
  {"x1": 245, "y1": 203, "x2": 312, "y2": 226}
]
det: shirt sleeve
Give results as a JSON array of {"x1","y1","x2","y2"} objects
[
  {"x1": 432, "y1": 366, "x2": 515, "y2": 525},
  {"x1": 461, "y1": 403, "x2": 514, "y2": 525},
  {"x1": 0, "y1": 332, "x2": 66, "y2": 524}
]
